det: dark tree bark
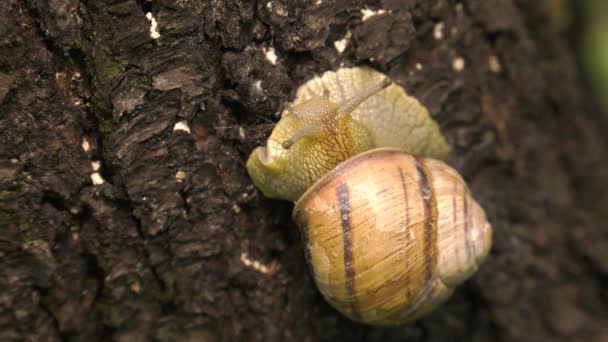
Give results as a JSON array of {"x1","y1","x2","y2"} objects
[{"x1": 1, "y1": 0, "x2": 607, "y2": 341}]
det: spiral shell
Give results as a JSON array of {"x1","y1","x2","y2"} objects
[
  {"x1": 246, "y1": 67, "x2": 492, "y2": 326},
  {"x1": 293, "y1": 148, "x2": 492, "y2": 325}
]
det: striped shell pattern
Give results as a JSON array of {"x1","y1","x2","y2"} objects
[
  {"x1": 246, "y1": 67, "x2": 492, "y2": 325},
  {"x1": 293, "y1": 148, "x2": 492, "y2": 325}
]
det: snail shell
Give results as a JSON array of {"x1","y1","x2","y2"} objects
[
  {"x1": 293, "y1": 148, "x2": 492, "y2": 325},
  {"x1": 246, "y1": 67, "x2": 492, "y2": 325}
]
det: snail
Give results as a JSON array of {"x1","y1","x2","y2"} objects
[{"x1": 246, "y1": 67, "x2": 492, "y2": 325}]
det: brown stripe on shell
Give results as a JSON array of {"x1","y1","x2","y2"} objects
[
  {"x1": 297, "y1": 214, "x2": 316, "y2": 281},
  {"x1": 337, "y1": 183, "x2": 360, "y2": 319},
  {"x1": 375, "y1": 187, "x2": 390, "y2": 196},
  {"x1": 414, "y1": 158, "x2": 438, "y2": 284},
  {"x1": 398, "y1": 167, "x2": 412, "y2": 300},
  {"x1": 294, "y1": 149, "x2": 406, "y2": 216}
]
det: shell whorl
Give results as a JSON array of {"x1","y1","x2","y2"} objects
[{"x1": 293, "y1": 148, "x2": 492, "y2": 326}]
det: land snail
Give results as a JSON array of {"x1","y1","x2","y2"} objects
[{"x1": 246, "y1": 67, "x2": 492, "y2": 326}]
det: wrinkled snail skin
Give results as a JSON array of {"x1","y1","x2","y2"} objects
[
  {"x1": 293, "y1": 149, "x2": 492, "y2": 325},
  {"x1": 246, "y1": 67, "x2": 492, "y2": 326},
  {"x1": 246, "y1": 67, "x2": 449, "y2": 202}
]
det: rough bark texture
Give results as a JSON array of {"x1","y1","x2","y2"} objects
[{"x1": 1, "y1": 0, "x2": 607, "y2": 341}]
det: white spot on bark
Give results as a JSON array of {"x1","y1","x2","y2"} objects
[
  {"x1": 252, "y1": 80, "x2": 263, "y2": 93},
  {"x1": 275, "y1": 5, "x2": 288, "y2": 17},
  {"x1": 145, "y1": 12, "x2": 161, "y2": 40},
  {"x1": 238, "y1": 127, "x2": 246, "y2": 140},
  {"x1": 91, "y1": 161, "x2": 101, "y2": 171},
  {"x1": 489, "y1": 55, "x2": 502, "y2": 73},
  {"x1": 415, "y1": 63, "x2": 423, "y2": 70},
  {"x1": 240, "y1": 252, "x2": 279, "y2": 275},
  {"x1": 175, "y1": 170, "x2": 186, "y2": 182},
  {"x1": 434, "y1": 22, "x2": 444, "y2": 40},
  {"x1": 173, "y1": 120, "x2": 191, "y2": 134},
  {"x1": 361, "y1": 8, "x2": 386, "y2": 21},
  {"x1": 91, "y1": 172, "x2": 105, "y2": 185},
  {"x1": 333, "y1": 31, "x2": 351, "y2": 53},
  {"x1": 130, "y1": 282, "x2": 141, "y2": 294},
  {"x1": 81, "y1": 137, "x2": 90, "y2": 152},
  {"x1": 452, "y1": 57, "x2": 465, "y2": 72},
  {"x1": 263, "y1": 46, "x2": 278, "y2": 65}
]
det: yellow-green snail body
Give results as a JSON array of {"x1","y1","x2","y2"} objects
[{"x1": 246, "y1": 67, "x2": 492, "y2": 326}]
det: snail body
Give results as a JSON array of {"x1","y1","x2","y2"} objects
[
  {"x1": 246, "y1": 67, "x2": 492, "y2": 325},
  {"x1": 247, "y1": 67, "x2": 449, "y2": 202}
]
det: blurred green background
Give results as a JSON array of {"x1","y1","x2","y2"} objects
[{"x1": 551, "y1": 0, "x2": 608, "y2": 113}]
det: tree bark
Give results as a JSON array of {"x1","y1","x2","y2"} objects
[{"x1": 1, "y1": 0, "x2": 607, "y2": 341}]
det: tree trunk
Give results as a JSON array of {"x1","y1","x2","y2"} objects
[{"x1": 1, "y1": 0, "x2": 607, "y2": 341}]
